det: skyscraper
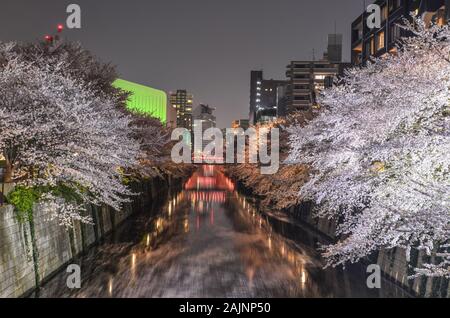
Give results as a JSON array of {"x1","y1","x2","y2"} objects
[
  {"x1": 249, "y1": 70, "x2": 263, "y2": 125},
  {"x1": 249, "y1": 71, "x2": 287, "y2": 125},
  {"x1": 192, "y1": 104, "x2": 217, "y2": 155},
  {"x1": 276, "y1": 84, "x2": 289, "y2": 117},
  {"x1": 327, "y1": 34, "x2": 343, "y2": 63},
  {"x1": 193, "y1": 104, "x2": 216, "y2": 131},
  {"x1": 170, "y1": 90, "x2": 194, "y2": 130}
]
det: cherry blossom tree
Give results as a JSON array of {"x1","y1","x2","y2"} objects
[
  {"x1": 1, "y1": 41, "x2": 172, "y2": 174},
  {"x1": 0, "y1": 48, "x2": 140, "y2": 226},
  {"x1": 227, "y1": 113, "x2": 311, "y2": 210},
  {"x1": 287, "y1": 18, "x2": 450, "y2": 277},
  {"x1": 1, "y1": 40, "x2": 182, "y2": 227}
]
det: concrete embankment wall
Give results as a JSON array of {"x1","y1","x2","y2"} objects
[
  {"x1": 287, "y1": 203, "x2": 450, "y2": 298},
  {"x1": 0, "y1": 176, "x2": 175, "y2": 298},
  {"x1": 233, "y1": 176, "x2": 449, "y2": 298}
]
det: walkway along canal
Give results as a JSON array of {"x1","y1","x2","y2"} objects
[{"x1": 36, "y1": 165, "x2": 409, "y2": 298}]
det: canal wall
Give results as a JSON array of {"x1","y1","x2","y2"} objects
[
  {"x1": 0, "y1": 176, "x2": 176, "y2": 298},
  {"x1": 233, "y1": 179, "x2": 449, "y2": 298},
  {"x1": 286, "y1": 203, "x2": 450, "y2": 298}
]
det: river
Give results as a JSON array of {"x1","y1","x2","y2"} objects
[{"x1": 35, "y1": 165, "x2": 408, "y2": 298}]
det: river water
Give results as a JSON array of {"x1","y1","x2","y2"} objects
[{"x1": 36, "y1": 165, "x2": 408, "y2": 298}]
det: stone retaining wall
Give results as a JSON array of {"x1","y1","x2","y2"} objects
[
  {"x1": 287, "y1": 203, "x2": 450, "y2": 298},
  {"x1": 0, "y1": 176, "x2": 174, "y2": 298}
]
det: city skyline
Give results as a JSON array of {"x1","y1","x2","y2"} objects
[{"x1": 0, "y1": 0, "x2": 368, "y2": 128}]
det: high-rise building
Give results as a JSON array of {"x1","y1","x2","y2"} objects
[
  {"x1": 285, "y1": 60, "x2": 345, "y2": 113},
  {"x1": 192, "y1": 104, "x2": 217, "y2": 152},
  {"x1": 327, "y1": 34, "x2": 343, "y2": 63},
  {"x1": 170, "y1": 90, "x2": 194, "y2": 130},
  {"x1": 166, "y1": 98, "x2": 178, "y2": 128},
  {"x1": 351, "y1": 0, "x2": 448, "y2": 66},
  {"x1": 193, "y1": 104, "x2": 216, "y2": 130},
  {"x1": 276, "y1": 84, "x2": 289, "y2": 117},
  {"x1": 249, "y1": 71, "x2": 288, "y2": 125},
  {"x1": 284, "y1": 34, "x2": 348, "y2": 114},
  {"x1": 113, "y1": 79, "x2": 167, "y2": 123},
  {"x1": 249, "y1": 70, "x2": 263, "y2": 125}
]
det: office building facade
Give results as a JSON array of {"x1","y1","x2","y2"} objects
[
  {"x1": 170, "y1": 90, "x2": 194, "y2": 130},
  {"x1": 113, "y1": 79, "x2": 167, "y2": 123},
  {"x1": 326, "y1": 34, "x2": 343, "y2": 63},
  {"x1": 193, "y1": 104, "x2": 216, "y2": 131},
  {"x1": 351, "y1": 0, "x2": 448, "y2": 65},
  {"x1": 285, "y1": 60, "x2": 345, "y2": 113},
  {"x1": 276, "y1": 84, "x2": 289, "y2": 117},
  {"x1": 282, "y1": 33, "x2": 347, "y2": 114},
  {"x1": 192, "y1": 104, "x2": 217, "y2": 155},
  {"x1": 249, "y1": 71, "x2": 288, "y2": 125},
  {"x1": 249, "y1": 71, "x2": 263, "y2": 125},
  {"x1": 285, "y1": 32, "x2": 348, "y2": 114}
]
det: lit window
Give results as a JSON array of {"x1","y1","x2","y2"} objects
[
  {"x1": 381, "y1": 5, "x2": 388, "y2": 22},
  {"x1": 377, "y1": 31, "x2": 385, "y2": 50},
  {"x1": 370, "y1": 37, "x2": 375, "y2": 55},
  {"x1": 315, "y1": 75, "x2": 326, "y2": 80}
]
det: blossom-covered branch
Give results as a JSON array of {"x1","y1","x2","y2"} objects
[{"x1": 287, "y1": 17, "x2": 450, "y2": 277}]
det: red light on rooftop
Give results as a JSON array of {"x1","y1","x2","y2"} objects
[
  {"x1": 57, "y1": 24, "x2": 64, "y2": 32},
  {"x1": 44, "y1": 35, "x2": 53, "y2": 42}
]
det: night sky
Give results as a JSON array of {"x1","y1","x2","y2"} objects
[{"x1": 0, "y1": 0, "x2": 368, "y2": 128}]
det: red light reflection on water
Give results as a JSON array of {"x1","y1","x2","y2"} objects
[
  {"x1": 188, "y1": 191, "x2": 226, "y2": 203},
  {"x1": 184, "y1": 166, "x2": 235, "y2": 192}
]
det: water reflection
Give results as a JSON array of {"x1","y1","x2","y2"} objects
[{"x1": 36, "y1": 165, "x2": 408, "y2": 298}]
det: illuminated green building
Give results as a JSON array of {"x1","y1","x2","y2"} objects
[{"x1": 113, "y1": 79, "x2": 167, "y2": 123}]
